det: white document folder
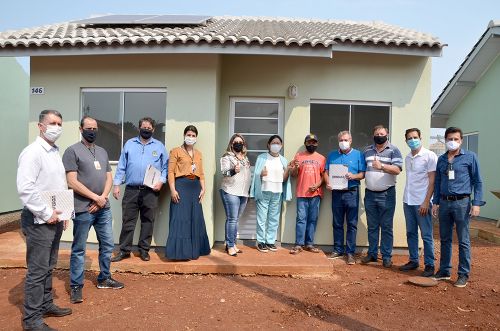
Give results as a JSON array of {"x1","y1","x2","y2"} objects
[
  {"x1": 329, "y1": 164, "x2": 349, "y2": 190},
  {"x1": 40, "y1": 190, "x2": 75, "y2": 221},
  {"x1": 143, "y1": 164, "x2": 161, "y2": 188}
]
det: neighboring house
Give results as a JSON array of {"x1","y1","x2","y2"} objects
[
  {"x1": 432, "y1": 20, "x2": 499, "y2": 221},
  {"x1": 0, "y1": 15, "x2": 444, "y2": 247},
  {"x1": 0, "y1": 57, "x2": 28, "y2": 214},
  {"x1": 429, "y1": 141, "x2": 446, "y2": 157}
]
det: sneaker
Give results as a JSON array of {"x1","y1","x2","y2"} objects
[
  {"x1": 421, "y1": 265, "x2": 435, "y2": 277},
  {"x1": 266, "y1": 243, "x2": 278, "y2": 252},
  {"x1": 328, "y1": 252, "x2": 344, "y2": 259},
  {"x1": 290, "y1": 245, "x2": 303, "y2": 255},
  {"x1": 360, "y1": 255, "x2": 377, "y2": 264},
  {"x1": 346, "y1": 254, "x2": 356, "y2": 265},
  {"x1": 97, "y1": 277, "x2": 125, "y2": 289},
  {"x1": 383, "y1": 259, "x2": 393, "y2": 268},
  {"x1": 399, "y1": 261, "x2": 419, "y2": 271},
  {"x1": 304, "y1": 245, "x2": 320, "y2": 253},
  {"x1": 70, "y1": 286, "x2": 83, "y2": 304},
  {"x1": 432, "y1": 270, "x2": 451, "y2": 281},
  {"x1": 454, "y1": 275, "x2": 468, "y2": 288},
  {"x1": 24, "y1": 322, "x2": 57, "y2": 331},
  {"x1": 256, "y1": 242, "x2": 268, "y2": 253}
]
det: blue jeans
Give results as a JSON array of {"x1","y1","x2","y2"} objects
[
  {"x1": 438, "y1": 198, "x2": 471, "y2": 277},
  {"x1": 220, "y1": 189, "x2": 248, "y2": 248},
  {"x1": 364, "y1": 186, "x2": 396, "y2": 261},
  {"x1": 332, "y1": 189, "x2": 359, "y2": 254},
  {"x1": 70, "y1": 208, "x2": 114, "y2": 287},
  {"x1": 256, "y1": 191, "x2": 282, "y2": 244},
  {"x1": 295, "y1": 196, "x2": 321, "y2": 246},
  {"x1": 403, "y1": 203, "x2": 435, "y2": 267}
]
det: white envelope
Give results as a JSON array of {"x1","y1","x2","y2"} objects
[
  {"x1": 143, "y1": 164, "x2": 161, "y2": 188},
  {"x1": 329, "y1": 164, "x2": 349, "y2": 190},
  {"x1": 40, "y1": 190, "x2": 75, "y2": 221}
]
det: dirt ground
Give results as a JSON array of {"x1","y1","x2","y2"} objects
[{"x1": 0, "y1": 227, "x2": 499, "y2": 330}]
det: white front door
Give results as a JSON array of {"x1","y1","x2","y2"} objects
[{"x1": 229, "y1": 97, "x2": 284, "y2": 239}]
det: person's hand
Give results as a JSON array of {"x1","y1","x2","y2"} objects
[
  {"x1": 372, "y1": 157, "x2": 383, "y2": 170},
  {"x1": 152, "y1": 182, "x2": 163, "y2": 192},
  {"x1": 94, "y1": 194, "x2": 107, "y2": 208},
  {"x1": 199, "y1": 188, "x2": 205, "y2": 202},
  {"x1": 418, "y1": 202, "x2": 430, "y2": 216},
  {"x1": 308, "y1": 184, "x2": 319, "y2": 193},
  {"x1": 63, "y1": 220, "x2": 69, "y2": 231},
  {"x1": 470, "y1": 205, "x2": 480, "y2": 217},
  {"x1": 47, "y1": 210, "x2": 61, "y2": 224},
  {"x1": 234, "y1": 162, "x2": 241, "y2": 174},
  {"x1": 432, "y1": 204, "x2": 439, "y2": 217},
  {"x1": 261, "y1": 166, "x2": 268, "y2": 178},
  {"x1": 88, "y1": 202, "x2": 100, "y2": 214},
  {"x1": 346, "y1": 172, "x2": 354, "y2": 180},
  {"x1": 113, "y1": 186, "x2": 120, "y2": 200},
  {"x1": 293, "y1": 159, "x2": 300, "y2": 168},
  {"x1": 171, "y1": 190, "x2": 180, "y2": 204}
]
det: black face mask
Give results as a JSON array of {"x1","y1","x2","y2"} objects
[
  {"x1": 82, "y1": 129, "x2": 96, "y2": 143},
  {"x1": 140, "y1": 128, "x2": 153, "y2": 140},
  {"x1": 232, "y1": 142, "x2": 244, "y2": 153},
  {"x1": 374, "y1": 135, "x2": 388, "y2": 145},
  {"x1": 305, "y1": 145, "x2": 317, "y2": 153}
]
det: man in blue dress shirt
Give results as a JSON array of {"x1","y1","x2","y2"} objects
[
  {"x1": 432, "y1": 127, "x2": 484, "y2": 288},
  {"x1": 111, "y1": 117, "x2": 168, "y2": 262}
]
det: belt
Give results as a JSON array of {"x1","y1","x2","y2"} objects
[
  {"x1": 126, "y1": 185, "x2": 151, "y2": 190},
  {"x1": 366, "y1": 186, "x2": 394, "y2": 193},
  {"x1": 336, "y1": 186, "x2": 358, "y2": 192},
  {"x1": 441, "y1": 195, "x2": 469, "y2": 201},
  {"x1": 180, "y1": 174, "x2": 198, "y2": 180}
]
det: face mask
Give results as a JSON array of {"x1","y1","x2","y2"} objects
[
  {"x1": 374, "y1": 135, "x2": 388, "y2": 145},
  {"x1": 446, "y1": 140, "x2": 460, "y2": 151},
  {"x1": 232, "y1": 142, "x2": 244, "y2": 153},
  {"x1": 339, "y1": 141, "x2": 350, "y2": 151},
  {"x1": 406, "y1": 138, "x2": 421, "y2": 151},
  {"x1": 140, "y1": 128, "x2": 153, "y2": 140},
  {"x1": 305, "y1": 145, "x2": 317, "y2": 153},
  {"x1": 81, "y1": 129, "x2": 96, "y2": 143},
  {"x1": 185, "y1": 136, "x2": 197, "y2": 145},
  {"x1": 270, "y1": 143, "x2": 282, "y2": 154},
  {"x1": 43, "y1": 124, "x2": 63, "y2": 143}
]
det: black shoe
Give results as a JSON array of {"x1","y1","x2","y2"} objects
[
  {"x1": 266, "y1": 243, "x2": 278, "y2": 252},
  {"x1": 97, "y1": 277, "x2": 125, "y2": 289},
  {"x1": 421, "y1": 265, "x2": 435, "y2": 277},
  {"x1": 140, "y1": 250, "x2": 150, "y2": 261},
  {"x1": 43, "y1": 304, "x2": 72, "y2": 317},
  {"x1": 69, "y1": 286, "x2": 83, "y2": 304},
  {"x1": 360, "y1": 255, "x2": 377, "y2": 264},
  {"x1": 399, "y1": 261, "x2": 419, "y2": 271},
  {"x1": 24, "y1": 323, "x2": 57, "y2": 331},
  {"x1": 328, "y1": 252, "x2": 344, "y2": 259},
  {"x1": 346, "y1": 254, "x2": 356, "y2": 265},
  {"x1": 383, "y1": 259, "x2": 393, "y2": 268},
  {"x1": 432, "y1": 270, "x2": 451, "y2": 281},
  {"x1": 256, "y1": 242, "x2": 268, "y2": 253},
  {"x1": 110, "y1": 251, "x2": 131, "y2": 262},
  {"x1": 454, "y1": 275, "x2": 468, "y2": 288}
]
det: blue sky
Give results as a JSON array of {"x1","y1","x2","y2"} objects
[{"x1": 1, "y1": 0, "x2": 499, "y2": 102}]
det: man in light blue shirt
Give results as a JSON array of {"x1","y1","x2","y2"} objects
[{"x1": 111, "y1": 117, "x2": 168, "y2": 262}]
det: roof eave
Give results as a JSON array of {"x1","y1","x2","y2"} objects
[{"x1": 331, "y1": 42, "x2": 443, "y2": 57}]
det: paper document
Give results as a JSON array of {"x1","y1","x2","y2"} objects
[
  {"x1": 329, "y1": 164, "x2": 349, "y2": 190},
  {"x1": 40, "y1": 190, "x2": 75, "y2": 220},
  {"x1": 143, "y1": 164, "x2": 161, "y2": 188}
]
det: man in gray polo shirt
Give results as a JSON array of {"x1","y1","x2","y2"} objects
[
  {"x1": 62, "y1": 116, "x2": 124, "y2": 305},
  {"x1": 361, "y1": 125, "x2": 403, "y2": 268}
]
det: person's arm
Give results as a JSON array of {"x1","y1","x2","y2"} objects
[
  {"x1": 470, "y1": 153, "x2": 485, "y2": 216},
  {"x1": 168, "y1": 149, "x2": 180, "y2": 203},
  {"x1": 112, "y1": 144, "x2": 128, "y2": 199},
  {"x1": 220, "y1": 155, "x2": 236, "y2": 177},
  {"x1": 432, "y1": 158, "x2": 442, "y2": 217},
  {"x1": 419, "y1": 171, "x2": 435, "y2": 216},
  {"x1": 153, "y1": 143, "x2": 169, "y2": 192},
  {"x1": 199, "y1": 179, "x2": 205, "y2": 202},
  {"x1": 67, "y1": 172, "x2": 107, "y2": 207}
]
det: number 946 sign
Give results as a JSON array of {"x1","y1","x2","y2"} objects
[{"x1": 30, "y1": 87, "x2": 45, "y2": 95}]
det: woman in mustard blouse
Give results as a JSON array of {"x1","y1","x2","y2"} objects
[{"x1": 165, "y1": 125, "x2": 211, "y2": 260}]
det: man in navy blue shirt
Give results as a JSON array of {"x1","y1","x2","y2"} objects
[
  {"x1": 432, "y1": 127, "x2": 484, "y2": 288},
  {"x1": 111, "y1": 117, "x2": 168, "y2": 262}
]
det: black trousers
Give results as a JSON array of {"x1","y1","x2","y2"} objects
[
  {"x1": 21, "y1": 208, "x2": 63, "y2": 329},
  {"x1": 119, "y1": 186, "x2": 159, "y2": 253}
]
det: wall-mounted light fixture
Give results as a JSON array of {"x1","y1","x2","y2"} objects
[{"x1": 288, "y1": 84, "x2": 298, "y2": 99}]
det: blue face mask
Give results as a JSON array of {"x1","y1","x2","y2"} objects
[{"x1": 406, "y1": 138, "x2": 421, "y2": 150}]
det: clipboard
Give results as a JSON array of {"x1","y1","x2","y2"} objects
[
  {"x1": 143, "y1": 164, "x2": 161, "y2": 188},
  {"x1": 329, "y1": 164, "x2": 348, "y2": 190}
]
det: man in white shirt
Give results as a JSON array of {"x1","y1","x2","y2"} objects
[
  {"x1": 17, "y1": 110, "x2": 72, "y2": 331},
  {"x1": 399, "y1": 128, "x2": 437, "y2": 277}
]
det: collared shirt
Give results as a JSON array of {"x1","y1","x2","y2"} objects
[
  {"x1": 403, "y1": 147, "x2": 437, "y2": 205},
  {"x1": 113, "y1": 137, "x2": 168, "y2": 186},
  {"x1": 364, "y1": 142, "x2": 403, "y2": 192},
  {"x1": 432, "y1": 149, "x2": 485, "y2": 206},
  {"x1": 220, "y1": 153, "x2": 251, "y2": 197},
  {"x1": 168, "y1": 146, "x2": 205, "y2": 180},
  {"x1": 17, "y1": 136, "x2": 67, "y2": 224},
  {"x1": 325, "y1": 148, "x2": 366, "y2": 189}
]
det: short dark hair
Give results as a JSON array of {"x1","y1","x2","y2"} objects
[
  {"x1": 80, "y1": 116, "x2": 96, "y2": 128},
  {"x1": 373, "y1": 125, "x2": 388, "y2": 134},
  {"x1": 39, "y1": 109, "x2": 62, "y2": 122},
  {"x1": 184, "y1": 125, "x2": 198, "y2": 136},
  {"x1": 267, "y1": 134, "x2": 283, "y2": 145},
  {"x1": 445, "y1": 127, "x2": 463, "y2": 139},
  {"x1": 139, "y1": 117, "x2": 155, "y2": 128},
  {"x1": 405, "y1": 128, "x2": 421, "y2": 139}
]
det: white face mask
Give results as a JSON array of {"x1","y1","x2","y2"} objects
[
  {"x1": 184, "y1": 136, "x2": 197, "y2": 145},
  {"x1": 446, "y1": 140, "x2": 460, "y2": 151},
  {"x1": 270, "y1": 143, "x2": 282, "y2": 154},
  {"x1": 339, "y1": 141, "x2": 350, "y2": 151},
  {"x1": 43, "y1": 124, "x2": 63, "y2": 143}
]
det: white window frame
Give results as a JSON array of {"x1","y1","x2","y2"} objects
[{"x1": 463, "y1": 132, "x2": 479, "y2": 154}]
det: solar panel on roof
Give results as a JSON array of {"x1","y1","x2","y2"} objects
[{"x1": 71, "y1": 14, "x2": 212, "y2": 25}]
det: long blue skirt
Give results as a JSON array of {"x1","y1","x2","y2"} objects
[{"x1": 165, "y1": 177, "x2": 211, "y2": 260}]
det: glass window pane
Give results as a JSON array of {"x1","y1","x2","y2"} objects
[
  {"x1": 351, "y1": 105, "x2": 390, "y2": 150},
  {"x1": 241, "y1": 134, "x2": 271, "y2": 151},
  {"x1": 235, "y1": 102, "x2": 279, "y2": 118},
  {"x1": 235, "y1": 119, "x2": 278, "y2": 134},
  {"x1": 246, "y1": 151, "x2": 261, "y2": 165},
  {"x1": 310, "y1": 103, "x2": 350, "y2": 156},
  {"x1": 82, "y1": 92, "x2": 122, "y2": 161},
  {"x1": 123, "y1": 92, "x2": 167, "y2": 144},
  {"x1": 467, "y1": 134, "x2": 479, "y2": 155}
]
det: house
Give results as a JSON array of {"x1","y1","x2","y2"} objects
[
  {"x1": 0, "y1": 15, "x2": 444, "y2": 248},
  {"x1": 0, "y1": 57, "x2": 29, "y2": 213},
  {"x1": 432, "y1": 20, "x2": 499, "y2": 220}
]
